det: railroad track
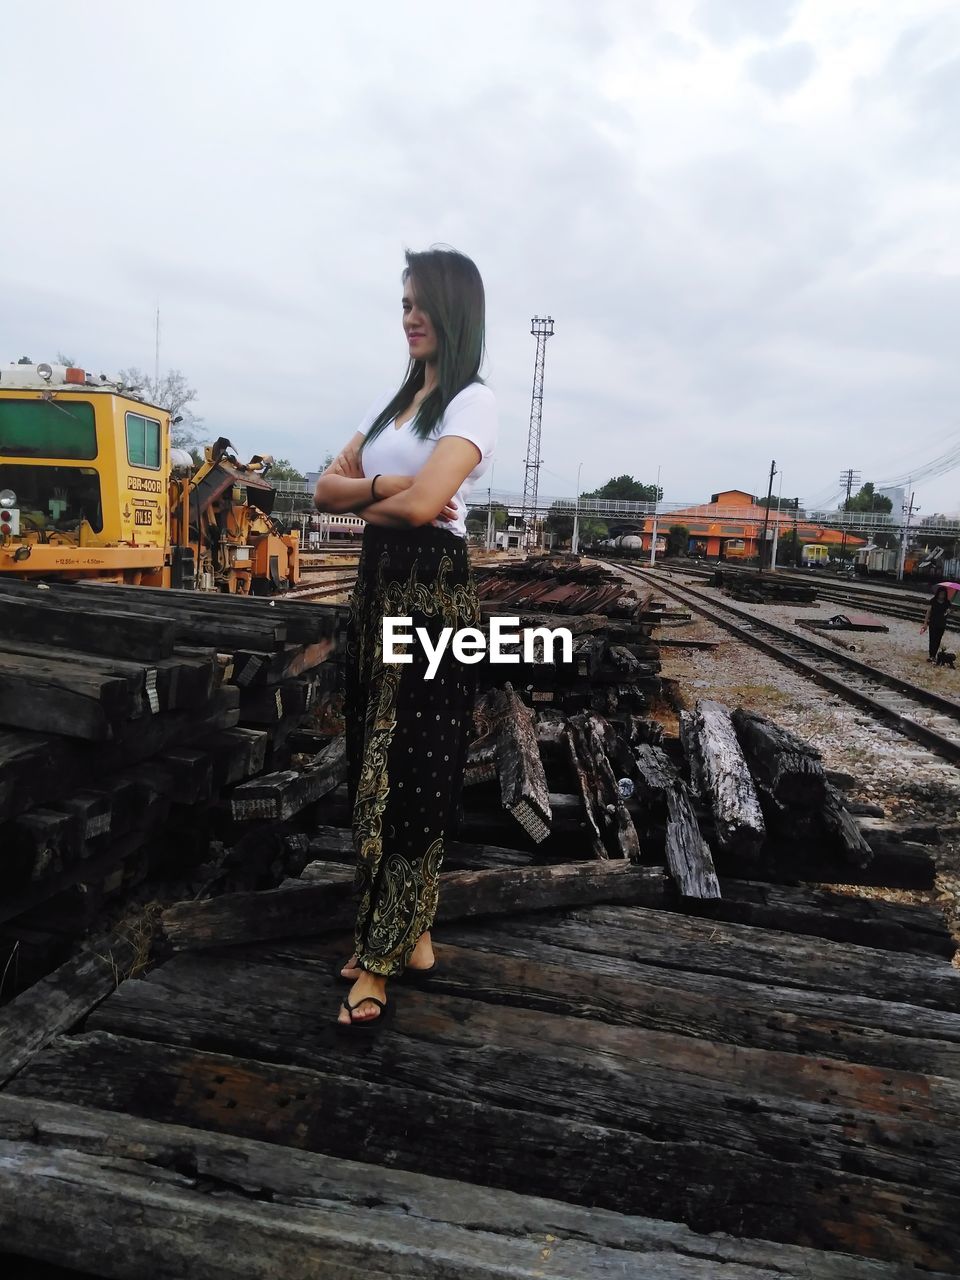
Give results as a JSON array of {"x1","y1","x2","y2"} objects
[
  {"x1": 285, "y1": 570, "x2": 357, "y2": 602},
  {"x1": 604, "y1": 561, "x2": 960, "y2": 767},
  {"x1": 636, "y1": 560, "x2": 960, "y2": 631}
]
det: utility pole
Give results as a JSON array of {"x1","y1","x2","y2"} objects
[
  {"x1": 649, "y1": 465, "x2": 662, "y2": 566},
  {"x1": 758, "y1": 460, "x2": 777, "y2": 571},
  {"x1": 838, "y1": 468, "x2": 861, "y2": 572},
  {"x1": 485, "y1": 464, "x2": 496, "y2": 551},
  {"x1": 897, "y1": 484, "x2": 917, "y2": 582},
  {"x1": 792, "y1": 501, "x2": 801, "y2": 567},
  {"x1": 572, "y1": 461, "x2": 583, "y2": 555},
  {"x1": 521, "y1": 316, "x2": 555, "y2": 552},
  {"x1": 770, "y1": 470, "x2": 784, "y2": 569}
]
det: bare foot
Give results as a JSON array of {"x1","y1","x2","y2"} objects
[
  {"x1": 338, "y1": 970, "x2": 387, "y2": 1025},
  {"x1": 340, "y1": 930, "x2": 435, "y2": 980},
  {"x1": 407, "y1": 930, "x2": 436, "y2": 971}
]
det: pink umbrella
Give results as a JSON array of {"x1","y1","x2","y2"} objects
[{"x1": 937, "y1": 582, "x2": 960, "y2": 596}]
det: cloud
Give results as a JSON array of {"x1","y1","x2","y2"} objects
[
  {"x1": 859, "y1": 14, "x2": 960, "y2": 171},
  {"x1": 694, "y1": 0, "x2": 799, "y2": 46},
  {"x1": 2, "y1": 2, "x2": 959, "y2": 510},
  {"x1": 745, "y1": 42, "x2": 816, "y2": 96}
]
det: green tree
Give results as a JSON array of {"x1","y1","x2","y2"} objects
[
  {"x1": 581, "y1": 477, "x2": 662, "y2": 538},
  {"x1": 758, "y1": 495, "x2": 800, "y2": 511},
  {"x1": 843, "y1": 482, "x2": 892, "y2": 514},
  {"x1": 589, "y1": 474, "x2": 662, "y2": 502},
  {"x1": 666, "y1": 524, "x2": 690, "y2": 556},
  {"x1": 267, "y1": 458, "x2": 307, "y2": 486},
  {"x1": 116, "y1": 366, "x2": 204, "y2": 451},
  {"x1": 544, "y1": 501, "x2": 607, "y2": 544},
  {"x1": 467, "y1": 502, "x2": 508, "y2": 531}
]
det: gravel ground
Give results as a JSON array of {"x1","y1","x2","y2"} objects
[
  {"x1": 635, "y1": 573, "x2": 960, "y2": 955},
  {"x1": 689, "y1": 580, "x2": 960, "y2": 699}
]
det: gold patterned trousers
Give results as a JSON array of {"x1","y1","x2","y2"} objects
[{"x1": 344, "y1": 524, "x2": 479, "y2": 977}]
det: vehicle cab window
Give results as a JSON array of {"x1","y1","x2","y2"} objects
[{"x1": 126, "y1": 412, "x2": 162, "y2": 469}]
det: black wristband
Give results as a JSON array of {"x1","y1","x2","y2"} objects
[{"x1": 371, "y1": 474, "x2": 381, "y2": 500}]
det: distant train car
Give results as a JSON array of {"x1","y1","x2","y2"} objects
[
  {"x1": 316, "y1": 513, "x2": 363, "y2": 541},
  {"x1": 801, "y1": 544, "x2": 830, "y2": 567},
  {"x1": 854, "y1": 547, "x2": 897, "y2": 575},
  {"x1": 722, "y1": 538, "x2": 748, "y2": 559}
]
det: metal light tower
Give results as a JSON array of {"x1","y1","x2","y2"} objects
[{"x1": 522, "y1": 315, "x2": 555, "y2": 547}]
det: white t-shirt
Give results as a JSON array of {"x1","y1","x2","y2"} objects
[{"x1": 355, "y1": 381, "x2": 497, "y2": 538}]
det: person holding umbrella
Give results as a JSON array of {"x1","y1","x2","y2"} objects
[{"x1": 921, "y1": 583, "x2": 957, "y2": 661}]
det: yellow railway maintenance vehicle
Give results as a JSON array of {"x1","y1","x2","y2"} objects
[{"x1": 0, "y1": 362, "x2": 299, "y2": 593}]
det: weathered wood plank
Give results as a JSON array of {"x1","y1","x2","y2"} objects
[
  {"x1": 160, "y1": 861, "x2": 670, "y2": 950},
  {"x1": 665, "y1": 782, "x2": 721, "y2": 898},
  {"x1": 561, "y1": 718, "x2": 607, "y2": 859},
  {"x1": 508, "y1": 905, "x2": 960, "y2": 1012},
  {"x1": 387, "y1": 926, "x2": 960, "y2": 1077},
  {"x1": 700, "y1": 879, "x2": 955, "y2": 958},
  {"x1": 0, "y1": 831, "x2": 148, "y2": 930},
  {"x1": 0, "y1": 650, "x2": 132, "y2": 740},
  {"x1": 68, "y1": 579, "x2": 338, "y2": 644},
  {"x1": 228, "y1": 639, "x2": 336, "y2": 688},
  {"x1": 5, "y1": 584, "x2": 288, "y2": 651},
  {"x1": 682, "y1": 700, "x2": 765, "y2": 858},
  {"x1": 0, "y1": 593, "x2": 176, "y2": 661},
  {"x1": 567, "y1": 713, "x2": 641, "y2": 861},
  {"x1": 732, "y1": 706, "x2": 827, "y2": 808},
  {"x1": 235, "y1": 921, "x2": 960, "y2": 1085},
  {"x1": 720, "y1": 838, "x2": 937, "y2": 890},
  {"x1": 10, "y1": 1002, "x2": 955, "y2": 1267},
  {"x1": 0, "y1": 913, "x2": 156, "y2": 1084},
  {"x1": 0, "y1": 1096, "x2": 939, "y2": 1280},
  {"x1": 230, "y1": 737, "x2": 347, "y2": 822},
  {"x1": 93, "y1": 687, "x2": 241, "y2": 772},
  {"x1": 484, "y1": 684, "x2": 552, "y2": 842},
  {"x1": 0, "y1": 693, "x2": 246, "y2": 826},
  {"x1": 301, "y1": 827, "x2": 538, "y2": 872},
  {"x1": 731, "y1": 708, "x2": 873, "y2": 867},
  {"x1": 76, "y1": 952, "x2": 960, "y2": 1200},
  {"x1": 623, "y1": 739, "x2": 719, "y2": 897}
]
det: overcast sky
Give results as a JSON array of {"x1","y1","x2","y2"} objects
[{"x1": 4, "y1": 1, "x2": 960, "y2": 513}]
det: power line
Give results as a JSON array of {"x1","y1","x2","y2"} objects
[{"x1": 872, "y1": 425, "x2": 960, "y2": 479}]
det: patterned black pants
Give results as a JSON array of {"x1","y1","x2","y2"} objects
[{"x1": 344, "y1": 525, "x2": 479, "y2": 976}]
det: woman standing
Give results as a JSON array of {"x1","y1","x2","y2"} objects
[
  {"x1": 313, "y1": 248, "x2": 497, "y2": 1029},
  {"x1": 921, "y1": 585, "x2": 952, "y2": 661}
]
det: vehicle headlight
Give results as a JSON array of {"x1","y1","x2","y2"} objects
[{"x1": 0, "y1": 489, "x2": 17, "y2": 509}]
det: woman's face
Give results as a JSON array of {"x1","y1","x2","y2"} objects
[{"x1": 402, "y1": 278, "x2": 438, "y2": 363}]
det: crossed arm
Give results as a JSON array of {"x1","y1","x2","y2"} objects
[{"x1": 313, "y1": 432, "x2": 481, "y2": 528}]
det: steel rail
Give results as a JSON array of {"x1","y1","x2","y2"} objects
[
  {"x1": 639, "y1": 561, "x2": 960, "y2": 632},
  {"x1": 604, "y1": 561, "x2": 960, "y2": 767},
  {"x1": 285, "y1": 572, "x2": 357, "y2": 601}
]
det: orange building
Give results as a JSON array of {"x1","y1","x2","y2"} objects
[{"x1": 641, "y1": 489, "x2": 865, "y2": 560}]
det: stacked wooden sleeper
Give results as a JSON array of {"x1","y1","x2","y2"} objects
[{"x1": 0, "y1": 579, "x2": 339, "y2": 997}]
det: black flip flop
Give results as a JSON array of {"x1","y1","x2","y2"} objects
[
  {"x1": 399, "y1": 960, "x2": 438, "y2": 985},
  {"x1": 336, "y1": 993, "x2": 390, "y2": 1031}
]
